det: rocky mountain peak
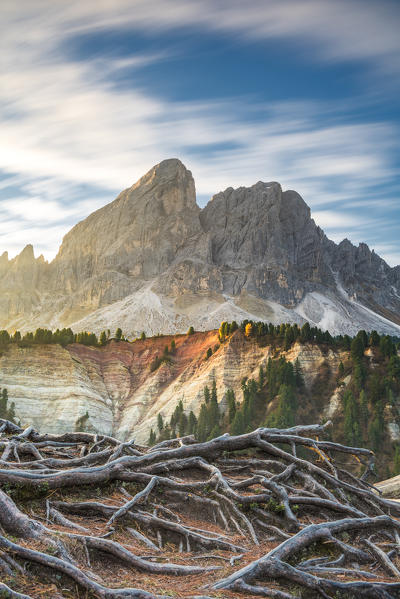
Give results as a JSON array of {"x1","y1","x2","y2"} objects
[
  {"x1": 14, "y1": 244, "x2": 35, "y2": 267},
  {"x1": 0, "y1": 158, "x2": 399, "y2": 336}
]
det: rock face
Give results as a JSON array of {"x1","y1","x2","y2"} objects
[
  {"x1": 0, "y1": 158, "x2": 400, "y2": 336},
  {"x1": 0, "y1": 332, "x2": 344, "y2": 444}
]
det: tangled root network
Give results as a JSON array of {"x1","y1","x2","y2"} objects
[{"x1": 1, "y1": 418, "x2": 400, "y2": 598}]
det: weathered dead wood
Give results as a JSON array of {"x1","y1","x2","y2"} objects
[{"x1": 1, "y1": 421, "x2": 399, "y2": 598}]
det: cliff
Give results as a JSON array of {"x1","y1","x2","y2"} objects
[
  {"x1": 0, "y1": 329, "x2": 355, "y2": 446},
  {"x1": 0, "y1": 159, "x2": 399, "y2": 336},
  {"x1": 0, "y1": 331, "x2": 340, "y2": 444}
]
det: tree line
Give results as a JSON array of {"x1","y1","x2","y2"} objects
[{"x1": 0, "y1": 327, "x2": 138, "y2": 349}]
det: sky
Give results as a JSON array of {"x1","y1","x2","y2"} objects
[{"x1": 0, "y1": 0, "x2": 400, "y2": 265}]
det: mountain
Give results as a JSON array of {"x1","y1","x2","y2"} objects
[{"x1": 1, "y1": 158, "x2": 400, "y2": 336}]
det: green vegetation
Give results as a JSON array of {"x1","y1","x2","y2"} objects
[
  {"x1": 0, "y1": 388, "x2": 16, "y2": 422},
  {"x1": 0, "y1": 326, "x2": 128, "y2": 349},
  {"x1": 149, "y1": 340, "x2": 176, "y2": 372},
  {"x1": 148, "y1": 321, "x2": 400, "y2": 477}
]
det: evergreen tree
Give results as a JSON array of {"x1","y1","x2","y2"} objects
[
  {"x1": 267, "y1": 384, "x2": 296, "y2": 428},
  {"x1": 337, "y1": 361, "x2": 345, "y2": 380},
  {"x1": 187, "y1": 326, "x2": 194, "y2": 335},
  {"x1": 369, "y1": 330, "x2": 380, "y2": 347},
  {"x1": 284, "y1": 326, "x2": 295, "y2": 350},
  {"x1": 258, "y1": 365, "x2": 265, "y2": 390},
  {"x1": 368, "y1": 401, "x2": 385, "y2": 452},
  {"x1": 300, "y1": 322, "x2": 311, "y2": 343},
  {"x1": 203, "y1": 386, "x2": 210, "y2": 404},
  {"x1": 208, "y1": 384, "x2": 219, "y2": 429},
  {"x1": 178, "y1": 412, "x2": 188, "y2": 437},
  {"x1": 343, "y1": 389, "x2": 361, "y2": 446},
  {"x1": 157, "y1": 413, "x2": 164, "y2": 432},
  {"x1": 99, "y1": 331, "x2": 107, "y2": 346},
  {"x1": 359, "y1": 389, "x2": 369, "y2": 428},
  {"x1": 0, "y1": 330, "x2": 10, "y2": 348},
  {"x1": 7, "y1": 402, "x2": 16, "y2": 423},
  {"x1": 115, "y1": 328, "x2": 122, "y2": 341},
  {"x1": 229, "y1": 321, "x2": 238, "y2": 334},
  {"x1": 208, "y1": 424, "x2": 221, "y2": 440},
  {"x1": 0, "y1": 388, "x2": 8, "y2": 419},
  {"x1": 206, "y1": 347, "x2": 212, "y2": 360},
  {"x1": 211, "y1": 379, "x2": 217, "y2": 404},
  {"x1": 148, "y1": 428, "x2": 156, "y2": 446},
  {"x1": 231, "y1": 410, "x2": 245, "y2": 435},
  {"x1": 294, "y1": 359, "x2": 304, "y2": 388},
  {"x1": 351, "y1": 336, "x2": 365, "y2": 361},
  {"x1": 140, "y1": 331, "x2": 146, "y2": 340},
  {"x1": 197, "y1": 403, "x2": 210, "y2": 441},
  {"x1": 226, "y1": 389, "x2": 236, "y2": 423},
  {"x1": 188, "y1": 411, "x2": 197, "y2": 435}
]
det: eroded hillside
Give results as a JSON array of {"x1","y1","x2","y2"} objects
[{"x1": 1, "y1": 326, "x2": 400, "y2": 479}]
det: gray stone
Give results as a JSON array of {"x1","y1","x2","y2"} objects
[{"x1": 0, "y1": 158, "x2": 399, "y2": 336}]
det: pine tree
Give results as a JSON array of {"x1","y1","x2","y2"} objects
[
  {"x1": 208, "y1": 424, "x2": 221, "y2": 440},
  {"x1": 300, "y1": 322, "x2": 311, "y2": 343},
  {"x1": 148, "y1": 428, "x2": 156, "y2": 446},
  {"x1": 187, "y1": 326, "x2": 194, "y2": 335},
  {"x1": 140, "y1": 331, "x2": 146, "y2": 340},
  {"x1": 359, "y1": 390, "x2": 369, "y2": 429},
  {"x1": 258, "y1": 366, "x2": 265, "y2": 390},
  {"x1": 229, "y1": 321, "x2": 238, "y2": 334},
  {"x1": 284, "y1": 326, "x2": 295, "y2": 350},
  {"x1": 368, "y1": 402, "x2": 385, "y2": 452},
  {"x1": 99, "y1": 331, "x2": 107, "y2": 346},
  {"x1": 188, "y1": 411, "x2": 197, "y2": 435},
  {"x1": 351, "y1": 336, "x2": 365, "y2": 361},
  {"x1": 211, "y1": 379, "x2": 217, "y2": 403},
  {"x1": 294, "y1": 359, "x2": 304, "y2": 388},
  {"x1": 369, "y1": 330, "x2": 380, "y2": 347},
  {"x1": 270, "y1": 384, "x2": 296, "y2": 428},
  {"x1": 7, "y1": 402, "x2": 16, "y2": 423},
  {"x1": 337, "y1": 361, "x2": 345, "y2": 380},
  {"x1": 203, "y1": 386, "x2": 210, "y2": 404},
  {"x1": 197, "y1": 403, "x2": 209, "y2": 441},
  {"x1": 231, "y1": 410, "x2": 245, "y2": 435},
  {"x1": 343, "y1": 390, "x2": 361, "y2": 446},
  {"x1": 0, "y1": 388, "x2": 8, "y2": 419},
  {"x1": 157, "y1": 413, "x2": 164, "y2": 432},
  {"x1": 115, "y1": 328, "x2": 122, "y2": 341},
  {"x1": 226, "y1": 389, "x2": 236, "y2": 423},
  {"x1": 178, "y1": 412, "x2": 188, "y2": 437}
]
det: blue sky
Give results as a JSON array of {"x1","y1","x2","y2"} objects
[{"x1": 1, "y1": 0, "x2": 400, "y2": 264}]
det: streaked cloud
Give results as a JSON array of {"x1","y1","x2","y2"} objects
[{"x1": 0, "y1": 0, "x2": 399, "y2": 265}]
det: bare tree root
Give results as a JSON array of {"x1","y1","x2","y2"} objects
[{"x1": 1, "y1": 421, "x2": 400, "y2": 598}]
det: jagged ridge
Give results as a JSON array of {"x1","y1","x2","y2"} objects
[{"x1": 0, "y1": 158, "x2": 399, "y2": 336}]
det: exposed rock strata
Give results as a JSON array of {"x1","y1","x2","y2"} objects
[{"x1": 0, "y1": 333, "x2": 344, "y2": 443}]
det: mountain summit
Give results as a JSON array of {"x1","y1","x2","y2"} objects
[{"x1": 0, "y1": 158, "x2": 399, "y2": 336}]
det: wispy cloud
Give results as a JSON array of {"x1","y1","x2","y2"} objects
[{"x1": 0, "y1": 1, "x2": 399, "y2": 265}]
